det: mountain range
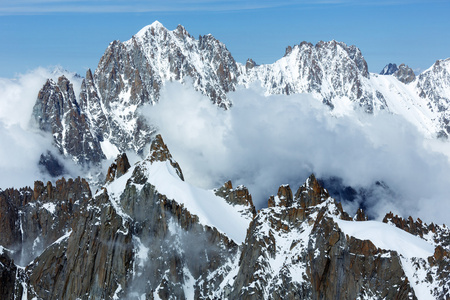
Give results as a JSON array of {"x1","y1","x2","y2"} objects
[{"x1": 1, "y1": 21, "x2": 450, "y2": 299}]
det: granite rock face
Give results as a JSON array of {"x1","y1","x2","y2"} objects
[
  {"x1": 32, "y1": 76, "x2": 105, "y2": 166},
  {"x1": 31, "y1": 22, "x2": 450, "y2": 167},
  {"x1": 240, "y1": 40, "x2": 385, "y2": 113},
  {"x1": 380, "y1": 63, "x2": 398, "y2": 75},
  {"x1": 416, "y1": 58, "x2": 450, "y2": 137},
  {"x1": 1, "y1": 139, "x2": 448, "y2": 299},
  {"x1": 230, "y1": 175, "x2": 416, "y2": 299},
  {"x1": 394, "y1": 63, "x2": 416, "y2": 84}
]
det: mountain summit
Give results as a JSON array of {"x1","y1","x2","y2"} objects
[
  {"x1": 1, "y1": 134, "x2": 448, "y2": 298},
  {"x1": 30, "y1": 22, "x2": 450, "y2": 172},
  {"x1": 2, "y1": 22, "x2": 450, "y2": 299}
]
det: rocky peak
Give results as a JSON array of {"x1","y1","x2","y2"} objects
[
  {"x1": 32, "y1": 75, "x2": 104, "y2": 166},
  {"x1": 241, "y1": 39, "x2": 382, "y2": 113},
  {"x1": 149, "y1": 134, "x2": 184, "y2": 180},
  {"x1": 105, "y1": 153, "x2": 131, "y2": 183},
  {"x1": 295, "y1": 174, "x2": 330, "y2": 208},
  {"x1": 174, "y1": 24, "x2": 191, "y2": 39},
  {"x1": 268, "y1": 184, "x2": 294, "y2": 207},
  {"x1": 214, "y1": 180, "x2": 256, "y2": 217},
  {"x1": 315, "y1": 40, "x2": 369, "y2": 78},
  {"x1": 284, "y1": 45, "x2": 293, "y2": 56},
  {"x1": 57, "y1": 75, "x2": 76, "y2": 101},
  {"x1": 394, "y1": 63, "x2": 416, "y2": 84},
  {"x1": 382, "y1": 212, "x2": 450, "y2": 247},
  {"x1": 380, "y1": 63, "x2": 398, "y2": 75},
  {"x1": 354, "y1": 208, "x2": 368, "y2": 221},
  {"x1": 245, "y1": 58, "x2": 257, "y2": 71}
]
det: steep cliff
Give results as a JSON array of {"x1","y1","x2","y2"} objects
[{"x1": 1, "y1": 134, "x2": 448, "y2": 299}]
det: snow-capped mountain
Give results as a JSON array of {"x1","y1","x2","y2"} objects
[
  {"x1": 239, "y1": 40, "x2": 386, "y2": 113},
  {"x1": 2, "y1": 21, "x2": 450, "y2": 299},
  {"x1": 31, "y1": 21, "x2": 450, "y2": 172},
  {"x1": 1, "y1": 134, "x2": 448, "y2": 299},
  {"x1": 32, "y1": 75, "x2": 105, "y2": 165},
  {"x1": 380, "y1": 63, "x2": 398, "y2": 75}
]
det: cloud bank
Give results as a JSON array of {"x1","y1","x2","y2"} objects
[
  {"x1": 143, "y1": 81, "x2": 450, "y2": 225},
  {"x1": 1, "y1": 67, "x2": 449, "y2": 226},
  {"x1": 0, "y1": 67, "x2": 84, "y2": 189}
]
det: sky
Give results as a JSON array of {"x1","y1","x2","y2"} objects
[
  {"x1": 1, "y1": 0, "x2": 450, "y2": 78},
  {"x1": 1, "y1": 0, "x2": 450, "y2": 225}
]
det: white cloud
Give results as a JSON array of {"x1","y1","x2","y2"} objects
[
  {"x1": 143, "y1": 81, "x2": 450, "y2": 225},
  {"x1": 0, "y1": 67, "x2": 84, "y2": 189},
  {"x1": 0, "y1": 66, "x2": 82, "y2": 129}
]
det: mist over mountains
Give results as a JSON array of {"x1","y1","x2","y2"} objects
[{"x1": 0, "y1": 21, "x2": 450, "y2": 299}]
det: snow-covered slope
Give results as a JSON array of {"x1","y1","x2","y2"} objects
[
  {"x1": 106, "y1": 159, "x2": 253, "y2": 244},
  {"x1": 369, "y1": 73, "x2": 439, "y2": 137},
  {"x1": 239, "y1": 40, "x2": 387, "y2": 113},
  {"x1": 31, "y1": 21, "x2": 450, "y2": 172},
  {"x1": 1, "y1": 134, "x2": 449, "y2": 299}
]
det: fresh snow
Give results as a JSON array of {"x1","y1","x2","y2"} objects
[
  {"x1": 112, "y1": 284, "x2": 123, "y2": 300},
  {"x1": 335, "y1": 219, "x2": 434, "y2": 259},
  {"x1": 400, "y1": 257, "x2": 434, "y2": 300},
  {"x1": 369, "y1": 73, "x2": 438, "y2": 137},
  {"x1": 105, "y1": 157, "x2": 252, "y2": 244},
  {"x1": 100, "y1": 139, "x2": 120, "y2": 160},
  {"x1": 42, "y1": 202, "x2": 56, "y2": 214},
  {"x1": 143, "y1": 160, "x2": 252, "y2": 244}
]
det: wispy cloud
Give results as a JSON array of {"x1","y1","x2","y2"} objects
[
  {"x1": 142, "y1": 81, "x2": 450, "y2": 225},
  {"x1": 0, "y1": 67, "x2": 85, "y2": 188},
  {"x1": 0, "y1": 0, "x2": 436, "y2": 15}
]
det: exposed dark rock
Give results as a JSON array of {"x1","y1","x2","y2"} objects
[
  {"x1": 32, "y1": 76, "x2": 105, "y2": 166},
  {"x1": 245, "y1": 58, "x2": 258, "y2": 71},
  {"x1": 39, "y1": 151, "x2": 65, "y2": 177},
  {"x1": 106, "y1": 153, "x2": 131, "y2": 183},
  {"x1": 380, "y1": 63, "x2": 398, "y2": 75},
  {"x1": 394, "y1": 63, "x2": 416, "y2": 84},
  {"x1": 231, "y1": 177, "x2": 414, "y2": 299},
  {"x1": 295, "y1": 174, "x2": 330, "y2": 208},
  {"x1": 214, "y1": 180, "x2": 256, "y2": 217},
  {"x1": 0, "y1": 250, "x2": 18, "y2": 299},
  {"x1": 149, "y1": 134, "x2": 184, "y2": 181},
  {"x1": 354, "y1": 208, "x2": 368, "y2": 221}
]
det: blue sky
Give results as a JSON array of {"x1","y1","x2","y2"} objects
[{"x1": 0, "y1": 0, "x2": 449, "y2": 77}]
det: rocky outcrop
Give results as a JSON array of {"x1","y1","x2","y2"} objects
[
  {"x1": 149, "y1": 134, "x2": 184, "y2": 180},
  {"x1": 383, "y1": 212, "x2": 450, "y2": 248},
  {"x1": 78, "y1": 68, "x2": 109, "y2": 142},
  {"x1": 27, "y1": 189, "x2": 133, "y2": 299},
  {"x1": 416, "y1": 58, "x2": 450, "y2": 137},
  {"x1": 380, "y1": 63, "x2": 398, "y2": 75},
  {"x1": 240, "y1": 40, "x2": 384, "y2": 113},
  {"x1": 1, "y1": 153, "x2": 448, "y2": 299},
  {"x1": 0, "y1": 250, "x2": 19, "y2": 299},
  {"x1": 0, "y1": 177, "x2": 91, "y2": 266},
  {"x1": 394, "y1": 63, "x2": 416, "y2": 84},
  {"x1": 31, "y1": 76, "x2": 105, "y2": 166},
  {"x1": 105, "y1": 153, "x2": 131, "y2": 182},
  {"x1": 214, "y1": 180, "x2": 256, "y2": 218},
  {"x1": 117, "y1": 166, "x2": 239, "y2": 299},
  {"x1": 383, "y1": 212, "x2": 450, "y2": 299},
  {"x1": 231, "y1": 176, "x2": 413, "y2": 299},
  {"x1": 245, "y1": 58, "x2": 258, "y2": 71}
]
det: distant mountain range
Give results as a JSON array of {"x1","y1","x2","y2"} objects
[
  {"x1": 1, "y1": 21, "x2": 450, "y2": 299},
  {"x1": 31, "y1": 21, "x2": 450, "y2": 171}
]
